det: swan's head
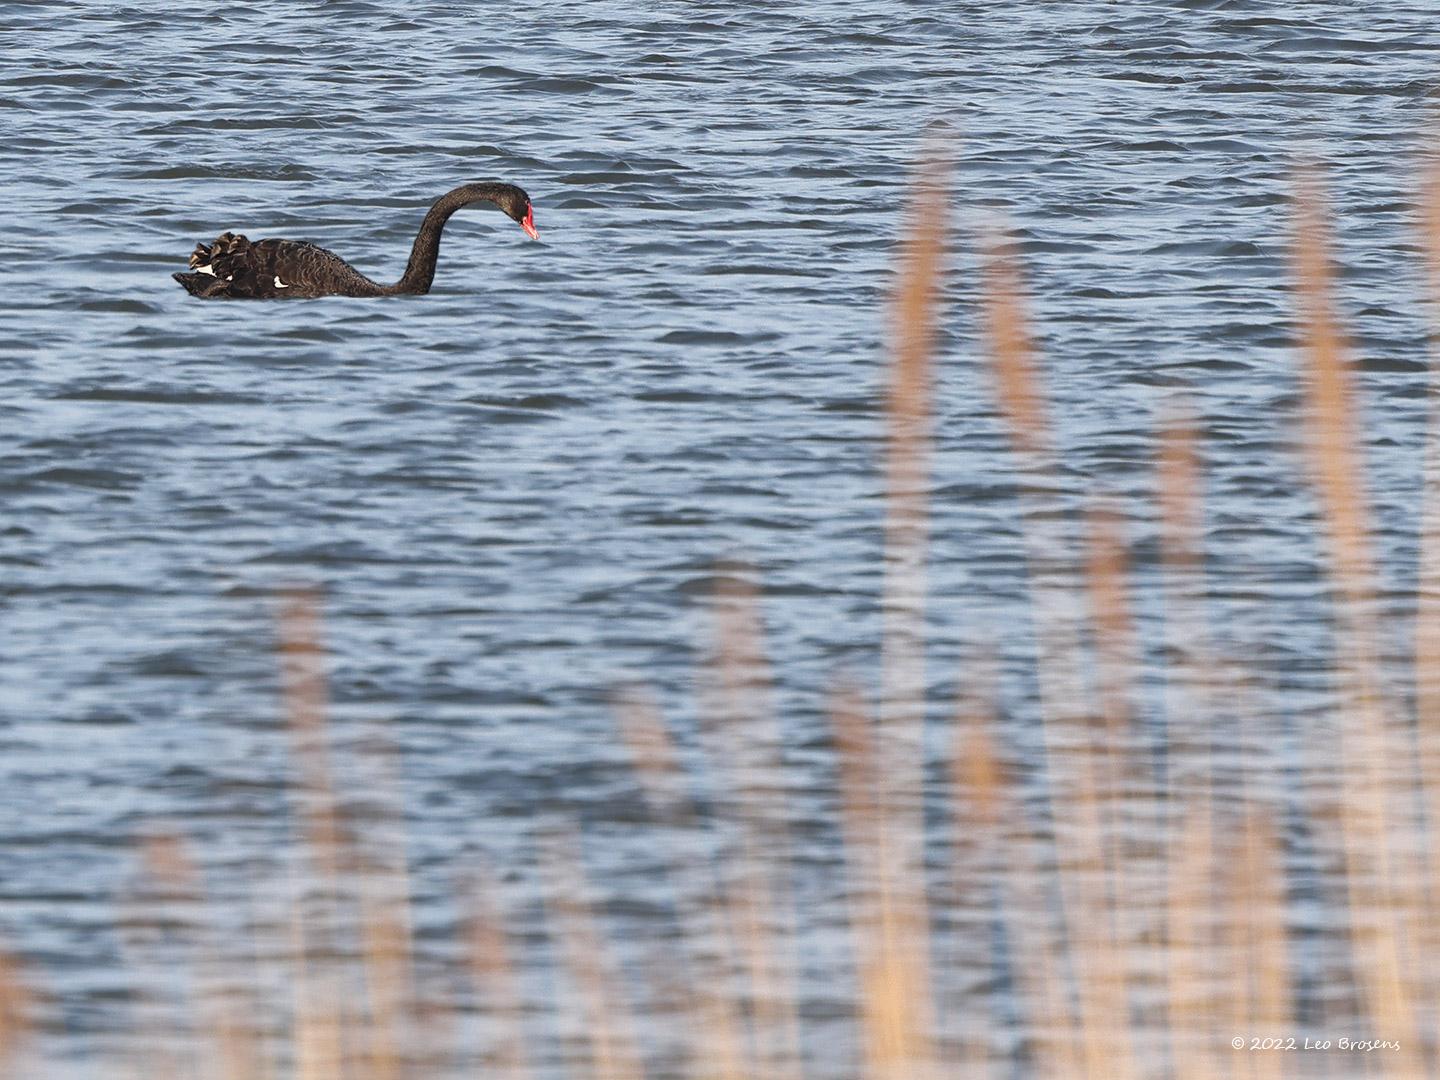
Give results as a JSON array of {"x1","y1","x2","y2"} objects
[{"x1": 497, "y1": 184, "x2": 538, "y2": 240}]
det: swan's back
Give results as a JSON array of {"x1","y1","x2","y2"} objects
[{"x1": 172, "y1": 234, "x2": 386, "y2": 299}]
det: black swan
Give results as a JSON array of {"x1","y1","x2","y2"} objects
[{"x1": 172, "y1": 182, "x2": 537, "y2": 299}]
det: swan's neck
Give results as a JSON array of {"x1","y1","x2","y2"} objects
[{"x1": 392, "y1": 183, "x2": 514, "y2": 295}]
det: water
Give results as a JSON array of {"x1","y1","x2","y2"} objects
[{"x1": 1, "y1": 0, "x2": 1438, "y2": 1071}]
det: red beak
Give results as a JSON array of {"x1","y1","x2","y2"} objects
[{"x1": 521, "y1": 205, "x2": 538, "y2": 240}]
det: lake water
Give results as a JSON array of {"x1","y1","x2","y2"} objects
[{"x1": 2, "y1": 1, "x2": 1438, "y2": 1073}]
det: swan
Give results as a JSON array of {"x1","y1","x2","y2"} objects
[{"x1": 172, "y1": 182, "x2": 537, "y2": 299}]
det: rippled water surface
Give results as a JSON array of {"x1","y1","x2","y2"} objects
[{"x1": 2, "y1": 0, "x2": 1439, "y2": 1070}]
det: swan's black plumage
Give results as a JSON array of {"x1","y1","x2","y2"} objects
[{"x1": 172, "y1": 182, "x2": 536, "y2": 300}]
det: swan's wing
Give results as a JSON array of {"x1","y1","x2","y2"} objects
[
  {"x1": 187, "y1": 231, "x2": 249, "y2": 274},
  {"x1": 254, "y1": 240, "x2": 380, "y2": 297},
  {"x1": 176, "y1": 234, "x2": 379, "y2": 299},
  {"x1": 176, "y1": 231, "x2": 272, "y2": 298},
  {"x1": 172, "y1": 232, "x2": 249, "y2": 297}
]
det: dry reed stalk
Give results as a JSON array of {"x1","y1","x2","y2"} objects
[
  {"x1": 1232, "y1": 808, "x2": 1289, "y2": 1080},
  {"x1": 611, "y1": 687, "x2": 750, "y2": 1080},
  {"x1": 539, "y1": 829, "x2": 645, "y2": 1080},
  {"x1": 1166, "y1": 797, "x2": 1219, "y2": 1080},
  {"x1": 1422, "y1": 157, "x2": 1440, "y2": 622},
  {"x1": 1218, "y1": 818, "x2": 1254, "y2": 1080},
  {"x1": 702, "y1": 567, "x2": 804, "y2": 1080},
  {"x1": 1153, "y1": 410, "x2": 1225, "y2": 817},
  {"x1": 944, "y1": 664, "x2": 1005, "y2": 1077},
  {"x1": 355, "y1": 860, "x2": 411, "y2": 1080},
  {"x1": 277, "y1": 589, "x2": 344, "y2": 886},
  {"x1": 829, "y1": 684, "x2": 934, "y2": 1080},
  {"x1": 979, "y1": 242, "x2": 1074, "y2": 701},
  {"x1": 1068, "y1": 505, "x2": 1150, "y2": 1080},
  {"x1": 1000, "y1": 850, "x2": 1082, "y2": 1078},
  {"x1": 1155, "y1": 409, "x2": 1202, "y2": 575},
  {"x1": 946, "y1": 651, "x2": 1004, "y2": 915},
  {"x1": 1156, "y1": 411, "x2": 1212, "y2": 746},
  {"x1": 227, "y1": 890, "x2": 281, "y2": 1080},
  {"x1": 880, "y1": 150, "x2": 945, "y2": 826},
  {"x1": 143, "y1": 833, "x2": 271, "y2": 1080},
  {"x1": 110, "y1": 832, "x2": 209, "y2": 1080},
  {"x1": 829, "y1": 683, "x2": 883, "y2": 886},
  {"x1": 276, "y1": 590, "x2": 372, "y2": 1080},
  {"x1": 982, "y1": 235, "x2": 1051, "y2": 462},
  {"x1": 205, "y1": 984, "x2": 267, "y2": 1080},
  {"x1": 1085, "y1": 495, "x2": 1197, "y2": 1073},
  {"x1": 874, "y1": 204, "x2": 943, "y2": 1076},
  {"x1": 982, "y1": 233, "x2": 1140, "y2": 1080},
  {"x1": 1421, "y1": 147, "x2": 1440, "y2": 324},
  {"x1": 613, "y1": 686, "x2": 686, "y2": 824},
  {"x1": 1154, "y1": 412, "x2": 1226, "y2": 822},
  {"x1": 1414, "y1": 150, "x2": 1440, "y2": 1017},
  {"x1": 1292, "y1": 174, "x2": 1374, "y2": 603},
  {"x1": 1151, "y1": 412, "x2": 1216, "y2": 1053},
  {"x1": 1064, "y1": 761, "x2": 1138, "y2": 1080},
  {"x1": 709, "y1": 802, "x2": 798, "y2": 1080},
  {"x1": 465, "y1": 873, "x2": 534, "y2": 1080},
  {"x1": 0, "y1": 944, "x2": 28, "y2": 1080},
  {"x1": 287, "y1": 900, "x2": 343, "y2": 1080},
  {"x1": 1293, "y1": 176, "x2": 1423, "y2": 1065},
  {"x1": 1085, "y1": 504, "x2": 1138, "y2": 746},
  {"x1": 980, "y1": 237, "x2": 1083, "y2": 1073},
  {"x1": 351, "y1": 715, "x2": 419, "y2": 1080},
  {"x1": 1082, "y1": 503, "x2": 1139, "y2": 913},
  {"x1": 858, "y1": 148, "x2": 951, "y2": 1080}
]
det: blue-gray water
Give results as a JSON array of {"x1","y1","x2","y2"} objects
[{"x1": 2, "y1": 0, "x2": 1438, "y2": 1072}]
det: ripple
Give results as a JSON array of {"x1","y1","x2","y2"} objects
[
  {"x1": 1, "y1": 1, "x2": 1437, "y2": 1067},
  {"x1": 52, "y1": 387, "x2": 265, "y2": 405},
  {"x1": 22, "y1": 467, "x2": 143, "y2": 491},
  {"x1": 101, "y1": 163, "x2": 320, "y2": 180}
]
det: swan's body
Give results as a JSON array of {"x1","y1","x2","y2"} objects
[{"x1": 172, "y1": 182, "x2": 537, "y2": 300}]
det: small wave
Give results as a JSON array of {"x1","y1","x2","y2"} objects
[
  {"x1": 515, "y1": 77, "x2": 619, "y2": 95},
  {"x1": 657, "y1": 329, "x2": 777, "y2": 345},
  {"x1": 25, "y1": 467, "x2": 142, "y2": 491},
  {"x1": 74, "y1": 299, "x2": 160, "y2": 314},
  {"x1": 461, "y1": 393, "x2": 586, "y2": 413},
  {"x1": 102, "y1": 164, "x2": 319, "y2": 181},
  {"x1": 52, "y1": 387, "x2": 264, "y2": 405}
]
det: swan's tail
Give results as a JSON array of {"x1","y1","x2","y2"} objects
[
  {"x1": 175, "y1": 232, "x2": 256, "y2": 297},
  {"x1": 172, "y1": 271, "x2": 229, "y2": 297},
  {"x1": 188, "y1": 231, "x2": 251, "y2": 276}
]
